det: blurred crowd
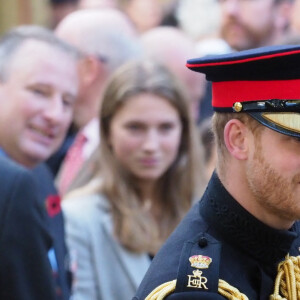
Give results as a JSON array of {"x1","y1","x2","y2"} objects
[{"x1": 0, "y1": 0, "x2": 299, "y2": 299}]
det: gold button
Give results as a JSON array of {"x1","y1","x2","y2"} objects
[{"x1": 233, "y1": 102, "x2": 243, "y2": 112}]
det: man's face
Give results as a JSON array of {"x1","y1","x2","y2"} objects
[
  {"x1": 0, "y1": 40, "x2": 78, "y2": 168},
  {"x1": 219, "y1": 0, "x2": 280, "y2": 50},
  {"x1": 246, "y1": 127, "x2": 300, "y2": 229}
]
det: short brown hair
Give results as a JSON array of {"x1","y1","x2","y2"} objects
[{"x1": 212, "y1": 112, "x2": 263, "y2": 171}]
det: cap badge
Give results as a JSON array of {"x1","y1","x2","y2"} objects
[{"x1": 189, "y1": 255, "x2": 212, "y2": 269}]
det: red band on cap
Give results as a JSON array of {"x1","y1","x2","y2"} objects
[{"x1": 212, "y1": 79, "x2": 300, "y2": 108}]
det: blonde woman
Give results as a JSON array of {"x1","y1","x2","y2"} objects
[{"x1": 62, "y1": 60, "x2": 206, "y2": 300}]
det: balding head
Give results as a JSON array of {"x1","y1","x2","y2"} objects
[
  {"x1": 55, "y1": 8, "x2": 142, "y2": 128},
  {"x1": 55, "y1": 8, "x2": 139, "y2": 71},
  {"x1": 78, "y1": 0, "x2": 117, "y2": 9},
  {"x1": 141, "y1": 26, "x2": 206, "y2": 122}
]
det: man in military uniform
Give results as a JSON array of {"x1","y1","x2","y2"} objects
[{"x1": 133, "y1": 45, "x2": 300, "y2": 299}]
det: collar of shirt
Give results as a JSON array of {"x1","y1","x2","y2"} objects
[
  {"x1": 0, "y1": 148, "x2": 9, "y2": 158},
  {"x1": 81, "y1": 118, "x2": 100, "y2": 159}
]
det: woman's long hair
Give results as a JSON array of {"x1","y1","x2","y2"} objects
[{"x1": 96, "y1": 59, "x2": 205, "y2": 254}]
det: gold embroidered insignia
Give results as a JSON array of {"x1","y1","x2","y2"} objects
[
  {"x1": 189, "y1": 255, "x2": 212, "y2": 269},
  {"x1": 187, "y1": 270, "x2": 208, "y2": 289}
]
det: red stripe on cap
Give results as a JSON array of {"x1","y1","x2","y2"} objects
[
  {"x1": 212, "y1": 79, "x2": 300, "y2": 108},
  {"x1": 186, "y1": 49, "x2": 300, "y2": 68}
]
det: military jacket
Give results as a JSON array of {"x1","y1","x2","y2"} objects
[{"x1": 134, "y1": 172, "x2": 300, "y2": 299}]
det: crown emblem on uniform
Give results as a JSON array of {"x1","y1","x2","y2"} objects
[{"x1": 189, "y1": 255, "x2": 212, "y2": 269}]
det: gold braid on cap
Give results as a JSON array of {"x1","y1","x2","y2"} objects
[{"x1": 145, "y1": 255, "x2": 300, "y2": 300}]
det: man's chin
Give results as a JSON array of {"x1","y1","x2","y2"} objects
[
  {"x1": 221, "y1": 29, "x2": 253, "y2": 51},
  {"x1": 23, "y1": 147, "x2": 53, "y2": 167},
  {"x1": 226, "y1": 38, "x2": 250, "y2": 51}
]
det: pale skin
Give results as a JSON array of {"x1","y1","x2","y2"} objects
[
  {"x1": 140, "y1": 26, "x2": 206, "y2": 123},
  {"x1": 55, "y1": 26, "x2": 107, "y2": 130},
  {"x1": 290, "y1": 0, "x2": 300, "y2": 34},
  {"x1": 218, "y1": 0, "x2": 291, "y2": 50},
  {"x1": 219, "y1": 119, "x2": 300, "y2": 230},
  {"x1": 108, "y1": 92, "x2": 182, "y2": 203},
  {"x1": 124, "y1": 0, "x2": 164, "y2": 34},
  {"x1": 55, "y1": 9, "x2": 138, "y2": 129},
  {"x1": 0, "y1": 40, "x2": 78, "y2": 168}
]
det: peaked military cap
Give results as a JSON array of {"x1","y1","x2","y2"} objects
[{"x1": 186, "y1": 44, "x2": 300, "y2": 138}]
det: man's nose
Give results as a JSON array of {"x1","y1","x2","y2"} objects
[
  {"x1": 221, "y1": 0, "x2": 240, "y2": 16},
  {"x1": 43, "y1": 96, "x2": 64, "y2": 123}
]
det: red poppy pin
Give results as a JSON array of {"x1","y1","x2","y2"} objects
[{"x1": 46, "y1": 195, "x2": 61, "y2": 218}]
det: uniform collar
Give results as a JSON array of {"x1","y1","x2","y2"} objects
[{"x1": 200, "y1": 172, "x2": 298, "y2": 265}]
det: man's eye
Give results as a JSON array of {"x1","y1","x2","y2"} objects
[
  {"x1": 288, "y1": 136, "x2": 300, "y2": 145},
  {"x1": 62, "y1": 96, "x2": 75, "y2": 108},
  {"x1": 63, "y1": 100, "x2": 71, "y2": 108},
  {"x1": 32, "y1": 88, "x2": 47, "y2": 96},
  {"x1": 28, "y1": 85, "x2": 49, "y2": 96}
]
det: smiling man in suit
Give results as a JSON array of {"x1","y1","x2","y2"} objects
[{"x1": 0, "y1": 25, "x2": 79, "y2": 300}]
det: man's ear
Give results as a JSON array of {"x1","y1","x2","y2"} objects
[
  {"x1": 0, "y1": 80, "x2": 6, "y2": 97},
  {"x1": 78, "y1": 55, "x2": 104, "y2": 87},
  {"x1": 274, "y1": 0, "x2": 293, "y2": 31},
  {"x1": 224, "y1": 119, "x2": 250, "y2": 161}
]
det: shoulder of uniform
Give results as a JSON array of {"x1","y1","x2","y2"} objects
[
  {"x1": 143, "y1": 232, "x2": 248, "y2": 300},
  {"x1": 175, "y1": 232, "x2": 221, "y2": 294}
]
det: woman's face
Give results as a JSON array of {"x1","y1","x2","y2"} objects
[{"x1": 108, "y1": 92, "x2": 182, "y2": 182}]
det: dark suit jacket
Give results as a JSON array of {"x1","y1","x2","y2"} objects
[
  {"x1": 46, "y1": 126, "x2": 77, "y2": 177},
  {"x1": 0, "y1": 157, "x2": 56, "y2": 300},
  {"x1": 32, "y1": 164, "x2": 72, "y2": 300}
]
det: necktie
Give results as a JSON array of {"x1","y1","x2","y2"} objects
[{"x1": 59, "y1": 132, "x2": 87, "y2": 196}]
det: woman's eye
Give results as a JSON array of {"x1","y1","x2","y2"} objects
[
  {"x1": 160, "y1": 123, "x2": 174, "y2": 132},
  {"x1": 126, "y1": 123, "x2": 143, "y2": 131}
]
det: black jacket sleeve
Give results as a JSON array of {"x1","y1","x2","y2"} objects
[{"x1": 0, "y1": 158, "x2": 56, "y2": 300}]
